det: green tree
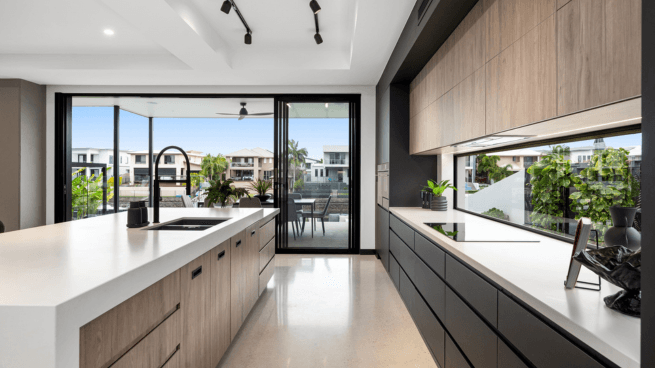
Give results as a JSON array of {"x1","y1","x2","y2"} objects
[
  {"x1": 288, "y1": 139, "x2": 308, "y2": 189},
  {"x1": 477, "y1": 154, "x2": 513, "y2": 183},
  {"x1": 71, "y1": 168, "x2": 118, "y2": 219},
  {"x1": 570, "y1": 148, "x2": 640, "y2": 237},
  {"x1": 527, "y1": 145, "x2": 572, "y2": 231},
  {"x1": 200, "y1": 154, "x2": 228, "y2": 181}
]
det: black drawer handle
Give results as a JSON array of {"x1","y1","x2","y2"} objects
[
  {"x1": 236, "y1": 240, "x2": 242, "y2": 247},
  {"x1": 251, "y1": 230, "x2": 256, "y2": 236},
  {"x1": 191, "y1": 266, "x2": 202, "y2": 279},
  {"x1": 217, "y1": 250, "x2": 226, "y2": 260}
]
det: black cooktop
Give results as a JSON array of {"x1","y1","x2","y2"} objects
[{"x1": 424, "y1": 222, "x2": 540, "y2": 242}]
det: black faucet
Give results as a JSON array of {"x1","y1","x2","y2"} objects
[{"x1": 153, "y1": 146, "x2": 192, "y2": 223}]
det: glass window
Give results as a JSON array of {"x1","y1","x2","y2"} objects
[
  {"x1": 455, "y1": 131, "x2": 641, "y2": 244},
  {"x1": 164, "y1": 155, "x2": 175, "y2": 164},
  {"x1": 78, "y1": 154, "x2": 87, "y2": 163},
  {"x1": 136, "y1": 155, "x2": 146, "y2": 164},
  {"x1": 109, "y1": 155, "x2": 114, "y2": 164}
]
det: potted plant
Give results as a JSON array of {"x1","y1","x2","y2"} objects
[
  {"x1": 249, "y1": 179, "x2": 273, "y2": 202},
  {"x1": 423, "y1": 179, "x2": 457, "y2": 211},
  {"x1": 205, "y1": 178, "x2": 249, "y2": 208}
]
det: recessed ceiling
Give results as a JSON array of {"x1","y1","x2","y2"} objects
[{"x1": 0, "y1": 0, "x2": 415, "y2": 86}]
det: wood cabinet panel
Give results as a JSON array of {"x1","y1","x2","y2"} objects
[
  {"x1": 557, "y1": 0, "x2": 641, "y2": 115},
  {"x1": 112, "y1": 311, "x2": 180, "y2": 368},
  {"x1": 486, "y1": 14, "x2": 556, "y2": 134},
  {"x1": 436, "y1": 88, "x2": 455, "y2": 148},
  {"x1": 180, "y1": 251, "x2": 212, "y2": 368},
  {"x1": 259, "y1": 237, "x2": 275, "y2": 274},
  {"x1": 484, "y1": 0, "x2": 556, "y2": 62},
  {"x1": 244, "y1": 223, "x2": 260, "y2": 316},
  {"x1": 230, "y1": 230, "x2": 246, "y2": 341},
  {"x1": 80, "y1": 270, "x2": 180, "y2": 368},
  {"x1": 450, "y1": 1, "x2": 486, "y2": 87},
  {"x1": 451, "y1": 67, "x2": 485, "y2": 146},
  {"x1": 557, "y1": 0, "x2": 572, "y2": 9},
  {"x1": 259, "y1": 218, "x2": 275, "y2": 251},
  {"x1": 259, "y1": 255, "x2": 275, "y2": 296},
  {"x1": 210, "y1": 239, "x2": 231, "y2": 368}
]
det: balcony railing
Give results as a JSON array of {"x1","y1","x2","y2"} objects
[
  {"x1": 232, "y1": 162, "x2": 254, "y2": 167},
  {"x1": 328, "y1": 159, "x2": 346, "y2": 165}
]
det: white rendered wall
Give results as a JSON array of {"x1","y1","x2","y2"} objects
[{"x1": 465, "y1": 170, "x2": 526, "y2": 223}]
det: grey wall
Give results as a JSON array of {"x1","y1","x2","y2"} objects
[{"x1": 0, "y1": 79, "x2": 46, "y2": 232}]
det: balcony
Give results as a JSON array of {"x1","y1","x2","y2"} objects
[
  {"x1": 232, "y1": 162, "x2": 254, "y2": 168},
  {"x1": 327, "y1": 159, "x2": 347, "y2": 165}
]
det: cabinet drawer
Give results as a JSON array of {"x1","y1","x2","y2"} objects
[
  {"x1": 415, "y1": 233, "x2": 445, "y2": 278},
  {"x1": 445, "y1": 255, "x2": 497, "y2": 326},
  {"x1": 446, "y1": 334, "x2": 471, "y2": 368},
  {"x1": 445, "y1": 287, "x2": 497, "y2": 368},
  {"x1": 414, "y1": 258, "x2": 446, "y2": 320},
  {"x1": 259, "y1": 218, "x2": 275, "y2": 251},
  {"x1": 390, "y1": 231, "x2": 416, "y2": 281},
  {"x1": 498, "y1": 339, "x2": 528, "y2": 368},
  {"x1": 498, "y1": 293, "x2": 603, "y2": 368},
  {"x1": 259, "y1": 237, "x2": 275, "y2": 274},
  {"x1": 414, "y1": 289, "x2": 445, "y2": 368},
  {"x1": 259, "y1": 255, "x2": 275, "y2": 296},
  {"x1": 80, "y1": 270, "x2": 180, "y2": 368},
  {"x1": 399, "y1": 268, "x2": 415, "y2": 314},
  {"x1": 112, "y1": 310, "x2": 180, "y2": 368},
  {"x1": 389, "y1": 253, "x2": 400, "y2": 290},
  {"x1": 390, "y1": 214, "x2": 414, "y2": 249}
]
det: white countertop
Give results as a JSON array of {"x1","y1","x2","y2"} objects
[
  {"x1": 389, "y1": 207, "x2": 640, "y2": 368},
  {"x1": 0, "y1": 207, "x2": 278, "y2": 368}
]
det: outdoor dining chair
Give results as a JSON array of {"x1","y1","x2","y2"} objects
[{"x1": 301, "y1": 195, "x2": 332, "y2": 236}]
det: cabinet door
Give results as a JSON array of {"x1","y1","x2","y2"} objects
[
  {"x1": 378, "y1": 206, "x2": 390, "y2": 272},
  {"x1": 210, "y1": 239, "x2": 231, "y2": 367},
  {"x1": 112, "y1": 311, "x2": 180, "y2": 368},
  {"x1": 230, "y1": 230, "x2": 246, "y2": 341},
  {"x1": 446, "y1": 334, "x2": 471, "y2": 368},
  {"x1": 498, "y1": 340, "x2": 529, "y2": 368},
  {"x1": 557, "y1": 0, "x2": 641, "y2": 115},
  {"x1": 244, "y1": 223, "x2": 260, "y2": 315},
  {"x1": 180, "y1": 251, "x2": 212, "y2": 368}
]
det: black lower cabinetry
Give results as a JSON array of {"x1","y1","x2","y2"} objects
[
  {"x1": 498, "y1": 340, "x2": 529, "y2": 368},
  {"x1": 446, "y1": 334, "x2": 471, "y2": 368},
  {"x1": 377, "y1": 205, "x2": 390, "y2": 271},
  {"x1": 389, "y1": 253, "x2": 400, "y2": 290},
  {"x1": 445, "y1": 287, "x2": 498, "y2": 368}
]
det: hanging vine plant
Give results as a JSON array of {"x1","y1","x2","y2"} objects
[
  {"x1": 569, "y1": 148, "x2": 640, "y2": 238},
  {"x1": 526, "y1": 145, "x2": 572, "y2": 232}
]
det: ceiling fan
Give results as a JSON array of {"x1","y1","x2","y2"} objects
[{"x1": 216, "y1": 102, "x2": 273, "y2": 120}]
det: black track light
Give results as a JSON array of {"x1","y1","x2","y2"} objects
[
  {"x1": 221, "y1": 0, "x2": 232, "y2": 14},
  {"x1": 314, "y1": 33, "x2": 323, "y2": 45},
  {"x1": 309, "y1": 0, "x2": 321, "y2": 14},
  {"x1": 245, "y1": 32, "x2": 252, "y2": 45}
]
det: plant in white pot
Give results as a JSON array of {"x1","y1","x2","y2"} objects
[{"x1": 423, "y1": 179, "x2": 457, "y2": 211}]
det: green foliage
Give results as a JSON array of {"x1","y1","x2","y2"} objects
[
  {"x1": 288, "y1": 139, "x2": 308, "y2": 185},
  {"x1": 527, "y1": 145, "x2": 571, "y2": 231},
  {"x1": 200, "y1": 154, "x2": 228, "y2": 181},
  {"x1": 482, "y1": 207, "x2": 507, "y2": 220},
  {"x1": 190, "y1": 173, "x2": 204, "y2": 188},
  {"x1": 569, "y1": 148, "x2": 640, "y2": 235},
  {"x1": 477, "y1": 154, "x2": 513, "y2": 182},
  {"x1": 432, "y1": 225, "x2": 458, "y2": 238},
  {"x1": 293, "y1": 178, "x2": 304, "y2": 191},
  {"x1": 250, "y1": 179, "x2": 273, "y2": 195},
  {"x1": 205, "y1": 178, "x2": 249, "y2": 207},
  {"x1": 71, "y1": 168, "x2": 118, "y2": 219},
  {"x1": 423, "y1": 179, "x2": 457, "y2": 197}
]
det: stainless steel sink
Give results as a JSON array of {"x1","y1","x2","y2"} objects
[{"x1": 147, "y1": 218, "x2": 228, "y2": 231}]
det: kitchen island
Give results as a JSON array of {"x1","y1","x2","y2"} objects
[
  {"x1": 379, "y1": 207, "x2": 639, "y2": 368},
  {"x1": 0, "y1": 207, "x2": 279, "y2": 368}
]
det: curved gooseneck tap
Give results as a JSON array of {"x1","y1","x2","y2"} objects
[{"x1": 153, "y1": 146, "x2": 192, "y2": 223}]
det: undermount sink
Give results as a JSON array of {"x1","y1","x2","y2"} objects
[{"x1": 147, "y1": 218, "x2": 228, "y2": 231}]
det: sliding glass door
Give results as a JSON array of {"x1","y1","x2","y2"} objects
[{"x1": 274, "y1": 96, "x2": 360, "y2": 254}]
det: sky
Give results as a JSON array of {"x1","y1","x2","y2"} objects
[{"x1": 72, "y1": 107, "x2": 349, "y2": 159}]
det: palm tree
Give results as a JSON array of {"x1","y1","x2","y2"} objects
[
  {"x1": 201, "y1": 154, "x2": 229, "y2": 181},
  {"x1": 288, "y1": 139, "x2": 308, "y2": 190}
]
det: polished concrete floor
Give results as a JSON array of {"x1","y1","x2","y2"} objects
[
  {"x1": 287, "y1": 221, "x2": 348, "y2": 249},
  {"x1": 219, "y1": 254, "x2": 437, "y2": 368}
]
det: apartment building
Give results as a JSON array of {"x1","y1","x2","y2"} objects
[
  {"x1": 129, "y1": 150, "x2": 203, "y2": 184},
  {"x1": 71, "y1": 148, "x2": 131, "y2": 178},
  {"x1": 225, "y1": 147, "x2": 273, "y2": 182}
]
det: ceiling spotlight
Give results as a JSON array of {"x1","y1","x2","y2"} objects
[
  {"x1": 103, "y1": 29, "x2": 114, "y2": 36},
  {"x1": 314, "y1": 33, "x2": 323, "y2": 45},
  {"x1": 325, "y1": 103, "x2": 329, "y2": 108},
  {"x1": 221, "y1": 0, "x2": 232, "y2": 14},
  {"x1": 309, "y1": 0, "x2": 321, "y2": 14},
  {"x1": 245, "y1": 32, "x2": 252, "y2": 45}
]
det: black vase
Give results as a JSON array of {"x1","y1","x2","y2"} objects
[
  {"x1": 605, "y1": 207, "x2": 641, "y2": 251},
  {"x1": 431, "y1": 196, "x2": 447, "y2": 211},
  {"x1": 139, "y1": 200, "x2": 149, "y2": 224},
  {"x1": 127, "y1": 201, "x2": 143, "y2": 227},
  {"x1": 254, "y1": 194, "x2": 271, "y2": 203}
]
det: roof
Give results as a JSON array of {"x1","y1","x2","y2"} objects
[
  {"x1": 225, "y1": 148, "x2": 260, "y2": 157},
  {"x1": 630, "y1": 146, "x2": 642, "y2": 156},
  {"x1": 323, "y1": 145, "x2": 349, "y2": 153},
  {"x1": 251, "y1": 147, "x2": 274, "y2": 158}
]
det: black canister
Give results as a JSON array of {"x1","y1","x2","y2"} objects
[
  {"x1": 139, "y1": 200, "x2": 148, "y2": 224},
  {"x1": 127, "y1": 201, "x2": 142, "y2": 227}
]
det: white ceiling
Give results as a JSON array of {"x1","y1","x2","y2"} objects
[{"x1": 0, "y1": 0, "x2": 414, "y2": 86}]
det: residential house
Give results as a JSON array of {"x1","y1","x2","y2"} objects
[
  {"x1": 129, "y1": 149, "x2": 203, "y2": 185},
  {"x1": 72, "y1": 148, "x2": 131, "y2": 179},
  {"x1": 308, "y1": 145, "x2": 349, "y2": 184},
  {"x1": 225, "y1": 147, "x2": 274, "y2": 182}
]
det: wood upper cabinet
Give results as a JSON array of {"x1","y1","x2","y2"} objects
[
  {"x1": 180, "y1": 251, "x2": 212, "y2": 368},
  {"x1": 449, "y1": 67, "x2": 486, "y2": 146},
  {"x1": 210, "y1": 239, "x2": 231, "y2": 367},
  {"x1": 484, "y1": 0, "x2": 556, "y2": 62},
  {"x1": 230, "y1": 230, "x2": 246, "y2": 341},
  {"x1": 486, "y1": 14, "x2": 557, "y2": 134},
  {"x1": 79, "y1": 270, "x2": 180, "y2": 368},
  {"x1": 557, "y1": 0, "x2": 641, "y2": 116},
  {"x1": 448, "y1": 1, "x2": 486, "y2": 91}
]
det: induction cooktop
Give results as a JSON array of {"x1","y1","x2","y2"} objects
[{"x1": 424, "y1": 222, "x2": 540, "y2": 242}]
